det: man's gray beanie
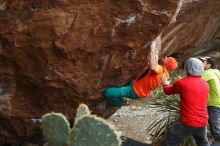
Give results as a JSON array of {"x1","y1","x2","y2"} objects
[{"x1": 184, "y1": 58, "x2": 204, "y2": 76}]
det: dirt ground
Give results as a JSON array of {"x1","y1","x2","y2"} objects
[{"x1": 107, "y1": 98, "x2": 163, "y2": 145}]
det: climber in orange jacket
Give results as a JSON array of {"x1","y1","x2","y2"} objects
[{"x1": 104, "y1": 56, "x2": 178, "y2": 107}]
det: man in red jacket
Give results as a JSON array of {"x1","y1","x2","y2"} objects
[{"x1": 161, "y1": 58, "x2": 210, "y2": 146}]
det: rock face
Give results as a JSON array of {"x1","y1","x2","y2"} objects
[
  {"x1": 0, "y1": 0, "x2": 219, "y2": 144},
  {"x1": 161, "y1": 0, "x2": 220, "y2": 63}
]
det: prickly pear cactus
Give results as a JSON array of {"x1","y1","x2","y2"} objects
[
  {"x1": 41, "y1": 113, "x2": 70, "y2": 146},
  {"x1": 41, "y1": 104, "x2": 121, "y2": 146},
  {"x1": 74, "y1": 103, "x2": 90, "y2": 125},
  {"x1": 70, "y1": 115, "x2": 121, "y2": 146}
]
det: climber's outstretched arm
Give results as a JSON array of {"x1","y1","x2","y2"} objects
[
  {"x1": 149, "y1": 40, "x2": 159, "y2": 74},
  {"x1": 136, "y1": 42, "x2": 160, "y2": 80}
]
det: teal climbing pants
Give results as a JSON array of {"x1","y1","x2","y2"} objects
[{"x1": 104, "y1": 81, "x2": 139, "y2": 107}]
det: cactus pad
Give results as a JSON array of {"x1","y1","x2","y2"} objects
[
  {"x1": 41, "y1": 113, "x2": 70, "y2": 146},
  {"x1": 70, "y1": 115, "x2": 121, "y2": 146},
  {"x1": 74, "y1": 103, "x2": 90, "y2": 125}
]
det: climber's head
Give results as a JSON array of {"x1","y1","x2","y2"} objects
[{"x1": 162, "y1": 57, "x2": 178, "y2": 71}]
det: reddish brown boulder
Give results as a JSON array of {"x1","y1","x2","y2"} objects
[
  {"x1": 161, "y1": 0, "x2": 220, "y2": 63},
  {"x1": 0, "y1": 0, "x2": 219, "y2": 144}
]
